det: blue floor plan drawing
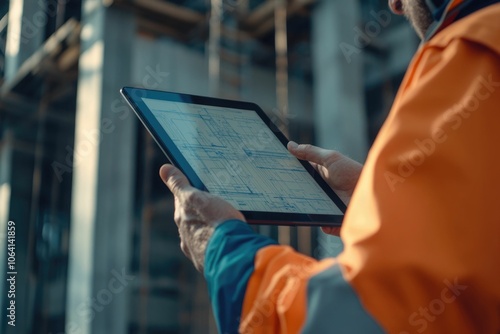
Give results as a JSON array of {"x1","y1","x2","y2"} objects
[{"x1": 143, "y1": 98, "x2": 342, "y2": 215}]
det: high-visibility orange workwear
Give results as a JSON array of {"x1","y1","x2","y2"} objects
[{"x1": 204, "y1": 2, "x2": 500, "y2": 333}]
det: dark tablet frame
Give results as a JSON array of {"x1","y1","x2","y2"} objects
[{"x1": 121, "y1": 87, "x2": 346, "y2": 226}]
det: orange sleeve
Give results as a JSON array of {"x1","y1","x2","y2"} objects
[
  {"x1": 339, "y1": 25, "x2": 500, "y2": 334},
  {"x1": 205, "y1": 221, "x2": 385, "y2": 334},
  {"x1": 207, "y1": 7, "x2": 500, "y2": 334},
  {"x1": 239, "y1": 246, "x2": 335, "y2": 333}
]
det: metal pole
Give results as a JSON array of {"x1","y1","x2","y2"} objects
[
  {"x1": 275, "y1": 0, "x2": 291, "y2": 246},
  {"x1": 209, "y1": 0, "x2": 223, "y2": 97},
  {"x1": 138, "y1": 133, "x2": 153, "y2": 334}
]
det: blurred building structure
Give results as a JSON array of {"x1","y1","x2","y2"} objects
[{"x1": 0, "y1": 0, "x2": 418, "y2": 333}]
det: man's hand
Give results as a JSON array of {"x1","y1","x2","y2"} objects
[
  {"x1": 159, "y1": 164, "x2": 246, "y2": 273},
  {"x1": 287, "y1": 141, "x2": 363, "y2": 236}
]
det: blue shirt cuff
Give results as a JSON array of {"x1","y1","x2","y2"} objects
[{"x1": 204, "y1": 219, "x2": 277, "y2": 333}]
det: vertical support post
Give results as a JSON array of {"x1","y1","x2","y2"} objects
[
  {"x1": 1, "y1": 0, "x2": 46, "y2": 327},
  {"x1": 0, "y1": 133, "x2": 36, "y2": 334},
  {"x1": 274, "y1": 0, "x2": 289, "y2": 131},
  {"x1": 312, "y1": 0, "x2": 368, "y2": 257},
  {"x1": 4, "y1": 0, "x2": 46, "y2": 82},
  {"x1": 0, "y1": 131, "x2": 12, "y2": 235},
  {"x1": 138, "y1": 133, "x2": 153, "y2": 334},
  {"x1": 209, "y1": 0, "x2": 222, "y2": 97},
  {"x1": 65, "y1": 2, "x2": 136, "y2": 334},
  {"x1": 275, "y1": 0, "x2": 291, "y2": 245},
  {"x1": 0, "y1": 130, "x2": 13, "y2": 331}
]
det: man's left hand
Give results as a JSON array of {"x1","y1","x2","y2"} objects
[{"x1": 159, "y1": 164, "x2": 246, "y2": 273}]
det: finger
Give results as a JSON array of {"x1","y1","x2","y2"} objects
[
  {"x1": 310, "y1": 162, "x2": 330, "y2": 182},
  {"x1": 173, "y1": 203, "x2": 183, "y2": 228},
  {"x1": 310, "y1": 161, "x2": 325, "y2": 179},
  {"x1": 288, "y1": 141, "x2": 336, "y2": 165},
  {"x1": 159, "y1": 164, "x2": 192, "y2": 196},
  {"x1": 321, "y1": 226, "x2": 341, "y2": 237},
  {"x1": 309, "y1": 161, "x2": 320, "y2": 173}
]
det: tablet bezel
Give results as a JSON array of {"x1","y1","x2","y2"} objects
[{"x1": 121, "y1": 86, "x2": 346, "y2": 226}]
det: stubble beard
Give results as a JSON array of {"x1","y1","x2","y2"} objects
[{"x1": 401, "y1": 0, "x2": 435, "y2": 39}]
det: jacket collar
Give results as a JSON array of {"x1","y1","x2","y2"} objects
[{"x1": 424, "y1": 0, "x2": 500, "y2": 41}]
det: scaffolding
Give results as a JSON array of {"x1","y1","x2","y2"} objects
[
  {"x1": 0, "y1": 1, "x2": 417, "y2": 333},
  {"x1": 0, "y1": 1, "x2": 320, "y2": 332}
]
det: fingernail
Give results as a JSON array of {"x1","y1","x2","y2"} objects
[
  {"x1": 288, "y1": 141, "x2": 299, "y2": 149},
  {"x1": 159, "y1": 164, "x2": 168, "y2": 176}
]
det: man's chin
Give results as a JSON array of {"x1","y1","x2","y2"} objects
[
  {"x1": 412, "y1": 23, "x2": 427, "y2": 40},
  {"x1": 401, "y1": 0, "x2": 434, "y2": 39}
]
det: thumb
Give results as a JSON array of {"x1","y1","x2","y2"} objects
[
  {"x1": 159, "y1": 164, "x2": 192, "y2": 196},
  {"x1": 288, "y1": 141, "x2": 335, "y2": 166}
]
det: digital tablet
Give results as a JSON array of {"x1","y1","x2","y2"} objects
[{"x1": 120, "y1": 87, "x2": 346, "y2": 226}]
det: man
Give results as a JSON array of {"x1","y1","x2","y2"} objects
[{"x1": 160, "y1": 0, "x2": 500, "y2": 332}]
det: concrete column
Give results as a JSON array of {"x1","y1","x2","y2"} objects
[
  {"x1": 65, "y1": 2, "x2": 136, "y2": 334},
  {"x1": 0, "y1": 131, "x2": 13, "y2": 332},
  {"x1": 312, "y1": 0, "x2": 368, "y2": 257},
  {"x1": 0, "y1": 131, "x2": 12, "y2": 235},
  {"x1": 0, "y1": 133, "x2": 36, "y2": 334},
  {"x1": 4, "y1": 0, "x2": 46, "y2": 81}
]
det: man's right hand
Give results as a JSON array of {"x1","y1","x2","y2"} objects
[{"x1": 287, "y1": 141, "x2": 363, "y2": 236}]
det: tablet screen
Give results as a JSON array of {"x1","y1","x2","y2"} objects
[{"x1": 142, "y1": 97, "x2": 343, "y2": 216}]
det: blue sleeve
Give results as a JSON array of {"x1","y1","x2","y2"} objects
[{"x1": 204, "y1": 220, "x2": 277, "y2": 334}]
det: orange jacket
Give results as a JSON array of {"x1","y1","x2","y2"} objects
[{"x1": 204, "y1": 3, "x2": 500, "y2": 333}]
